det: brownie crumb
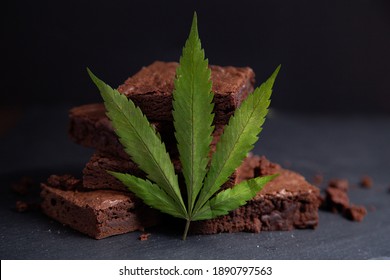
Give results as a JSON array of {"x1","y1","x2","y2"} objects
[
  {"x1": 312, "y1": 174, "x2": 324, "y2": 186},
  {"x1": 15, "y1": 200, "x2": 29, "y2": 212},
  {"x1": 360, "y1": 175, "x2": 373, "y2": 188},
  {"x1": 47, "y1": 175, "x2": 82, "y2": 190},
  {"x1": 138, "y1": 233, "x2": 151, "y2": 241},
  {"x1": 325, "y1": 187, "x2": 350, "y2": 213},
  {"x1": 322, "y1": 177, "x2": 366, "y2": 222},
  {"x1": 12, "y1": 176, "x2": 34, "y2": 195},
  {"x1": 328, "y1": 178, "x2": 349, "y2": 192},
  {"x1": 344, "y1": 205, "x2": 367, "y2": 222}
]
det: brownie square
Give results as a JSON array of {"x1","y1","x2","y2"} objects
[
  {"x1": 117, "y1": 61, "x2": 255, "y2": 124},
  {"x1": 40, "y1": 175, "x2": 160, "y2": 239},
  {"x1": 191, "y1": 156, "x2": 320, "y2": 234}
]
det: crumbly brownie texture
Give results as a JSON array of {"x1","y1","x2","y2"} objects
[
  {"x1": 324, "y1": 187, "x2": 350, "y2": 213},
  {"x1": 69, "y1": 103, "x2": 224, "y2": 160},
  {"x1": 117, "y1": 61, "x2": 255, "y2": 124},
  {"x1": 82, "y1": 151, "x2": 246, "y2": 192},
  {"x1": 191, "y1": 156, "x2": 320, "y2": 234},
  {"x1": 41, "y1": 175, "x2": 160, "y2": 239},
  {"x1": 322, "y1": 179, "x2": 367, "y2": 222}
]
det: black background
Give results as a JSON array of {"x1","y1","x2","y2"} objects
[{"x1": 3, "y1": 0, "x2": 390, "y2": 114}]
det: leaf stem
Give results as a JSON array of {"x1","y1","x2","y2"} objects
[{"x1": 182, "y1": 219, "x2": 191, "y2": 240}]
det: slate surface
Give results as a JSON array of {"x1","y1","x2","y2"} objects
[{"x1": 1, "y1": 107, "x2": 389, "y2": 259}]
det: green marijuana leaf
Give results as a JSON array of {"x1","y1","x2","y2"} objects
[
  {"x1": 172, "y1": 13, "x2": 215, "y2": 237},
  {"x1": 193, "y1": 175, "x2": 278, "y2": 220},
  {"x1": 193, "y1": 65, "x2": 280, "y2": 216},
  {"x1": 88, "y1": 12, "x2": 280, "y2": 240}
]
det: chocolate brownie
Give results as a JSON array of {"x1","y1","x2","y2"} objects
[
  {"x1": 69, "y1": 103, "x2": 224, "y2": 159},
  {"x1": 42, "y1": 157, "x2": 320, "y2": 239},
  {"x1": 82, "y1": 151, "x2": 248, "y2": 192},
  {"x1": 82, "y1": 152, "x2": 320, "y2": 234},
  {"x1": 41, "y1": 175, "x2": 160, "y2": 239},
  {"x1": 117, "y1": 61, "x2": 255, "y2": 124},
  {"x1": 191, "y1": 157, "x2": 320, "y2": 234}
]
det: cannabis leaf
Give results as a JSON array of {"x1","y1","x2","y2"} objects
[
  {"x1": 172, "y1": 13, "x2": 215, "y2": 235},
  {"x1": 193, "y1": 65, "x2": 280, "y2": 216},
  {"x1": 193, "y1": 175, "x2": 278, "y2": 220},
  {"x1": 88, "y1": 12, "x2": 280, "y2": 240}
]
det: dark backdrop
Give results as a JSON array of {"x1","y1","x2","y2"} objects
[{"x1": 2, "y1": 0, "x2": 390, "y2": 114}]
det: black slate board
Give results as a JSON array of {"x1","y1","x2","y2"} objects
[{"x1": 1, "y1": 107, "x2": 389, "y2": 259}]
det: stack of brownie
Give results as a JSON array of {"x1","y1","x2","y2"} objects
[{"x1": 41, "y1": 61, "x2": 320, "y2": 239}]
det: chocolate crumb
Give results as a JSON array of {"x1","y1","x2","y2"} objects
[
  {"x1": 12, "y1": 176, "x2": 34, "y2": 195},
  {"x1": 15, "y1": 200, "x2": 29, "y2": 212},
  {"x1": 325, "y1": 187, "x2": 349, "y2": 213},
  {"x1": 360, "y1": 175, "x2": 373, "y2": 188},
  {"x1": 344, "y1": 205, "x2": 367, "y2": 222},
  {"x1": 138, "y1": 233, "x2": 151, "y2": 241},
  {"x1": 312, "y1": 174, "x2": 324, "y2": 186},
  {"x1": 321, "y1": 177, "x2": 366, "y2": 222},
  {"x1": 328, "y1": 178, "x2": 349, "y2": 192}
]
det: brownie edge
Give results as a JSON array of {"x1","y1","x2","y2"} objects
[
  {"x1": 118, "y1": 61, "x2": 255, "y2": 124},
  {"x1": 41, "y1": 177, "x2": 160, "y2": 239},
  {"x1": 191, "y1": 169, "x2": 320, "y2": 234}
]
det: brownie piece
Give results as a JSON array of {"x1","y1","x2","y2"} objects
[
  {"x1": 344, "y1": 205, "x2": 367, "y2": 222},
  {"x1": 69, "y1": 103, "x2": 175, "y2": 159},
  {"x1": 69, "y1": 103, "x2": 224, "y2": 160},
  {"x1": 41, "y1": 175, "x2": 160, "y2": 239},
  {"x1": 117, "y1": 61, "x2": 255, "y2": 124},
  {"x1": 82, "y1": 151, "x2": 248, "y2": 192},
  {"x1": 191, "y1": 158, "x2": 320, "y2": 234},
  {"x1": 325, "y1": 187, "x2": 350, "y2": 213},
  {"x1": 83, "y1": 151, "x2": 163, "y2": 191},
  {"x1": 360, "y1": 175, "x2": 373, "y2": 188},
  {"x1": 322, "y1": 178, "x2": 367, "y2": 222}
]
